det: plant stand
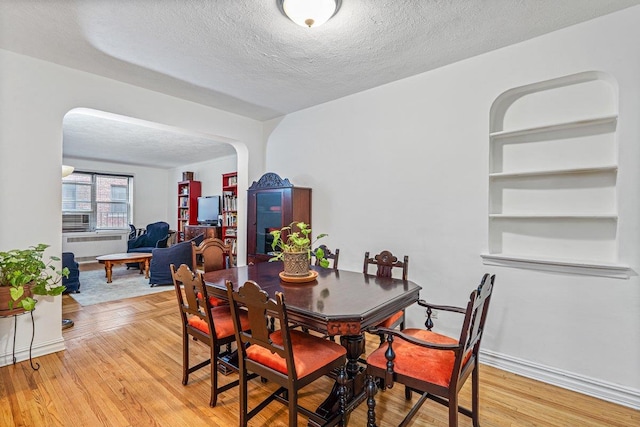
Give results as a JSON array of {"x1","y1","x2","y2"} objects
[{"x1": 1, "y1": 310, "x2": 39, "y2": 370}]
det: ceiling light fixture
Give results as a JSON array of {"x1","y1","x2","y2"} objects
[
  {"x1": 62, "y1": 165, "x2": 75, "y2": 177},
  {"x1": 278, "y1": 0, "x2": 342, "y2": 28}
]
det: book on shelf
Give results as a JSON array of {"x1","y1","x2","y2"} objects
[
  {"x1": 223, "y1": 192, "x2": 237, "y2": 211},
  {"x1": 224, "y1": 213, "x2": 237, "y2": 226}
]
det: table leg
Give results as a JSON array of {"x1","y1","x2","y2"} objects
[
  {"x1": 104, "y1": 262, "x2": 113, "y2": 283},
  {"x1": 315, "y1": 333, "x2": 367, "y2": 424},
  {"x1": 143, "y1": 259, "x2": 150, "y2": 279}
]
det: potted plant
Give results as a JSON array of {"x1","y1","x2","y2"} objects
[
  {"x1": 269, "y1": 222, "x2": 329, "y2": 276},
  {"x1": 0, "y1": 244, "x2": 68, "y2": 315}
]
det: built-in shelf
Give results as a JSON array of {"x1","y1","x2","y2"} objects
[
  {"x1": 489, "y1": 165, "x2": 617, "y2": 179},
  {"x1": 489, "y1": 114, "x2": 618, "y2": 140},
  {"x1": 480, "y1": 253, "x2": 630, "y2": 279},
  {"x1": 489, "y1": 214, "x2": 617, "y2": 219},
  {"x1": 486, "y1": 72, "x2": 620, "y2": 276}
]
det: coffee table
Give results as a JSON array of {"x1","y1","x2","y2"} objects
[{"x1": 96, "y1": 253, "x2": 153, "y2": 283}]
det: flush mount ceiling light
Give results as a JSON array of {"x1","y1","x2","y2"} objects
[
  {"x1": 278, "y1": 0, "x2": 342, "y2": 28},
  {"x1": 62, "y1": 165, "x2": 74, "y2": 177}
]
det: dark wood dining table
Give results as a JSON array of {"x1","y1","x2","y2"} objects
[{"x1": 203, "y1": 261, "x2": 422, "y2": 425}]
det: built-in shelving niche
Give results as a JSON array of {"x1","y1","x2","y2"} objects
[{"x1": 481, "y1": 71, "x2": 629, "y2": 278}]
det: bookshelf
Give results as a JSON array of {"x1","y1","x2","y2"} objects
[
  {"x1": 221, "y1": 172, "x2": 238, "y2": 261},
  {"x1": 177, "y1": 180, "x2": 201, "y2": 242}
]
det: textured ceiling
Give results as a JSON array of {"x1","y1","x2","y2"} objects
[
  {"x1": 62, "y1": 110, "x2": 237, "y2": 168},
  {"x1": 2, "y1": 0, "x2": 639, "y2": 168}
]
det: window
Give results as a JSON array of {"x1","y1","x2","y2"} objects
[{"x1": 62, "y1": 171, "x2": 133, "y2": 232}]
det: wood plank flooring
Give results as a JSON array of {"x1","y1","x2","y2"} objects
[{"x1": 1, "y1": 277, "x2": 638, "y2": 426}]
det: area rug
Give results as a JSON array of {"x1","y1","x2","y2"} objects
[{"x1": 69, "y1": 266, "x2": 172, "y2": 306}]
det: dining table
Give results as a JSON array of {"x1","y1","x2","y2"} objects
[{"x1": 203, "y1": 261, "x2": 422, "y2": 425}]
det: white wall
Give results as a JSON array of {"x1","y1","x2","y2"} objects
[
  {"x1": 265, "y1": 8, "x2": 640, "y2": 408},
  {"x1": 0, "y1": 50, "x2": 264, "y2": 366}
]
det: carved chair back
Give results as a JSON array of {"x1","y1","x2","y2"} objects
[
  {"x1": 172, "y1": 263, "x2": 213, "y2": 338},
  {"x1": 192, "y1": 237, "x2": 228, "y2": 272},
  {"x1": 227, "y1": 280, "x2": 294, "y2": 374},
  {"x1": 363, "y1": 250, "x2": 408, "y2": 280},
  {"x1": 313, "y1": 244, "x2": 340, "y2": 270}
]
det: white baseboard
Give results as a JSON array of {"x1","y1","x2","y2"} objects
[
  {"x1": 0, "y1": 337, "x2": 66, "y2": 367},
  {"x1": 480, "y1": 348, "x2": 640, "y2": 410}
]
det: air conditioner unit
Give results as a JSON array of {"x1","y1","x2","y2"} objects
[{"x1": 62, "y1": 213, "x2": 90, "y2": 232}]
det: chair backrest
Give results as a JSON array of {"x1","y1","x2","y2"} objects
[
  {"x1": 149, "y1": 240, "x2": 194, "y2": 286},
  {"x1": 192, "y1": 237, "x2": 229, "y2": 272},
  {"x1": 145, "y1": 221, "x2": 170, "y2": 247},
  {"x1": 129, "y1": 224, "x2": 138, "y2": 240},
  {"x1": 363, "y1": 250, "x2": 408, "y2": 280},
  {"x1": 313, "y1": 245, "x2": 340, "y2": 270},
  {"x1": 61, "y1": 252, "x2": 80, "y2": 290},
  {"x1": 171, "y1": 263, "x2": 215, "y2": 339},
  {"x1": 456, "y1": 273, "x2": 494, "y2": 373},
  {"x1": 61, "y1": 252, "x2": 77, "y2": 268},
  {"x1": 226, "y1": 280, "x2": 297, "y2": 378}
]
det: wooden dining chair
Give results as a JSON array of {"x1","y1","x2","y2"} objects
[
  {"x1": 313, "y1": 244, "x2": 340, "y2": 270},
  {"x1": 363, "y1": 250, "x2": 409, "y2": 343},
  {"x1": 192, "y1": 237, "x2": 230, "y2": 306},
  {"x1": 226, "y1": 279, "x2": 348, "y2": 427},
  {"x1": 192, "y1": 237, "x2": 229, "y2": 272},
  {"x1": 170, "y1": 263, "x2": 250, "y2": 407},
  {"x1": 365, "y1": 273, "x2": 495, "y2": 427}
]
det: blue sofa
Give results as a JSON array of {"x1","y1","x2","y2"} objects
[{"x1": 62, "y1": 252, "x2": 81, "y2": 293}]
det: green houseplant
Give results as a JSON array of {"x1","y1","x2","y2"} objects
[
  {"x1": 269, "y1": 222, "x2": 329, "y2": 274},
  {"x1": 0, "y1": 243, "x2": 68, "y2": 314}
]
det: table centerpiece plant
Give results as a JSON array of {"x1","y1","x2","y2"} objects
[
  {"x1": 0, "y1": 243, "x2": 68, "y2": 315},
  {"x1": 269, "y1": 221, "x2": 329, "y2": 276}
]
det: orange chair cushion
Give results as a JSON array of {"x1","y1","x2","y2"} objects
[
  {"x1": 196, "y1": 291, "x2": 228, "y2": 307},
  {"x1": 246, "y1": 330, "x2": 346, "y2": 379},
  {"x1": 376, "y1": 310, "x2": 403, "y2": 328},
  {"x1": 208, "y1": 296, "x2": 228, "y2": 306},
  {"x1": 367, "y1": 328, "x2": 463, "y2": 388},
  {"x1": 188, "y1": 305, "x2": 250, "y2": 339}
]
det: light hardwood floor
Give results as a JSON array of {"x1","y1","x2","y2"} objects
[{"x1": 1, "y1": 282, "x2": 638, "y2": 426}]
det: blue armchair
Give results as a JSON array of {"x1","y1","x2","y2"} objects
[
  {"x1": 62, "y1": 252, "x2": 81, "y2": 294},
  {"x1": 127, "y1": 221, "x2": 170, "y2": 254}
]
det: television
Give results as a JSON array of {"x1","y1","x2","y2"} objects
[{"x1": 197, "y1": 196, "x2": 221, "y2": 225}]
